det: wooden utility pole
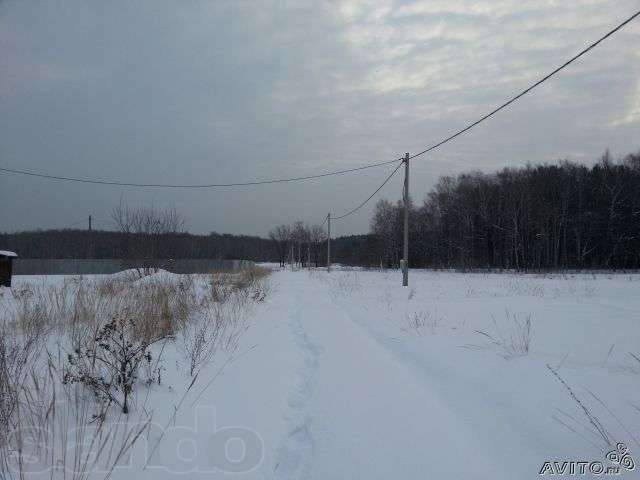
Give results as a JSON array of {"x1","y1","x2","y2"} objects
[
  {"x1": 88, "y1": 215, "x2": 92, "y2": 232},
  {"x1": 327, "y1": 213, "x2": 331, "y2": 273},
  {"x1": 403, "y1": 152, "x2": 410, "y2": 287}
]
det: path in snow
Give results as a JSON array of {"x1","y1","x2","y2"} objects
[
  {"x1": 272, "y1": 280, "x2": 322, "y2": 478},
  {"x1": 269, "y1": 271, "x2": 511, "y2": 480}
]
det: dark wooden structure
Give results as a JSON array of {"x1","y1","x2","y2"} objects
[{"x1": 0, "y1": 251, "x2": 17, "y2": 287}]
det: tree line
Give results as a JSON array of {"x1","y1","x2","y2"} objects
[
  {"x1": 3, "y1": 150, "x2": 639, "y2": 270},
  {"x1": 371, "y1": 150, "x2": 640, "y2": 270},
  {"x1": 0, "y1": 229, "x2": 278, "y2": 261},
  {"x1": 1, "y1": 203, "x2": 277, "y2": 261}
]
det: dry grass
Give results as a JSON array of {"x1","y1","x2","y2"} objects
[
  {"x1": 0, "y1": 266, "x2": 272, "y2": 478},
  {"x1": 3, "y1": 272, "x2": 201, "y2": 345},
  {"x1": 208, "y1": 266, "x2": 271, "y2": 305},
  {"x1": 0, "y1": 320, "x2": 45, "y2": 452},
  {"x1": 496, "y1": 276, "x2": 598, "y2": 299},
  {"x1": 547, "y1": 362, "x2": 640, "y2": 458},
  {"x1": 465, "y1": 310, "x2": 533, "y2": 359},
  {"x1": 546, "y1": 364, "x2": 616, "y2": 451},
  {"x1": 2, "y1": 353, "x2": 152, "y2": 479},
  {"x1": 403, "y1": 310, "x2": 444, "y2": 336}
]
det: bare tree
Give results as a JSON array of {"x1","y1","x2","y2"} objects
[
  {"x1": 111, "y1": 201, "x2": 184, "y2": 236},
  {"x1": 268, "y1": 225, "x2": 291, "y2": 267},
  {"x1": 309, "y1": 224, "x2": 327, "y2": 267},
  {"x1": 111, "y1": 201, "x2": 185, "y2": 275},
  {"x1": 291, "y1": 221, "x2": 308, "y2": 267}
]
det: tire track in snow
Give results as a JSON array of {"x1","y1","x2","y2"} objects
[{"x1": 272, "y1": 288, "x2": 322, "y2": 479}]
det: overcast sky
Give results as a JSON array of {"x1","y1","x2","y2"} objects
[{"x1": 1, "y1": 0, "x2": 639, "y2": 237}]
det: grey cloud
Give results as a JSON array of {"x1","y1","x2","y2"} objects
[{"x1": 0, "y1": 0, "x2": 638, "y2": 236}]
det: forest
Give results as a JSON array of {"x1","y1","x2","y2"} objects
[{"x1": 371, "y1": 150, "x2": 640, "y2": 269}]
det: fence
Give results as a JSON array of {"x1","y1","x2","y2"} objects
[{"x1": 13, "y1": 259, "x2": 253, "y2": 275}]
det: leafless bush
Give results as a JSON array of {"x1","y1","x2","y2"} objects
[
  {"x1": 2, "y1": 354, "x2": 151, "y2": 479},
  {"x1": 64, "y1": 315, "x2": 164, "y2": 414},
  {"x1": 466, "y1": 310, "x2": 533, "y2": 359},
  {"x1": 0, "y1": 323, "x2": 150, "y2": 480}
]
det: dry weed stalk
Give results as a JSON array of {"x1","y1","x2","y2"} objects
[{"x1": 466, "y1": 310, "x2": 533, "y2": 359}]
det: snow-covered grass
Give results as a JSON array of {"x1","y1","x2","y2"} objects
[
  {"x1": 0, "y1": 267, "x2": 638, "y2": 479},
  {"x1": 0, "y1": 266, "x2": 271, "y2": 479},
  {"x1": 317, "y1": 269, "x2": 639, "y2": 477}
]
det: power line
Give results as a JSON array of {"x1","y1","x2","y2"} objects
[
  {"x1": 1, "y1": 10, "x2": 637, "y2": 191},
  {"x1": 325, "y1": 9, "x2": 639, "y2": 224},
  {"x1": 2, "y1": 8, "x2": 638, "y2": 238},
  {"x1": 0, "y1": 158, "x2": 399, "y2": 188},
  {"x1": 408, "y1": 8, "x2": 640, "y2": 161},
  {"x1": 332, "y1": 161, "x2": 404, "y2": 220}
]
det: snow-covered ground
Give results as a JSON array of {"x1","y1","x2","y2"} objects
[{"x1": 2, "y1": 269, "x2": 639, "y2": 479}]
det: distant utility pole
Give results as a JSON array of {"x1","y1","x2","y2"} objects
[
  {"x1": 290, "y1": 243, "x2": 294, "y2": 271},
  {"x1": 88, "y1": 215, "x2": 93, "y2": 259},
  {"x1": 403, "y1": 152, "x2": 410, "y2": 287},
  {"x1": 326, "y1": 213, "x2": 331, "y2": 273}
]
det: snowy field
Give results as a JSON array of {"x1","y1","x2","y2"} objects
[{"x1": 1, "y1": 268, "x2": 639, "y2": 479}]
